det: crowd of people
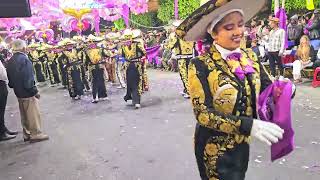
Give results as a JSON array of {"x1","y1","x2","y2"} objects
[
  {"x1": 0, "y1": 1, "x2": 318, "y2": 179},
  {"x1": 246, "y1": 9, "x2": 320, "y2": 83},
  {"x1": 1, "y1": 9, "x2": 319, "y2": 143}
]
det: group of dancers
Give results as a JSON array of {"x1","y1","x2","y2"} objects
[{"x1": 27, "y1": 29, "x2": 149, "y2": 108}]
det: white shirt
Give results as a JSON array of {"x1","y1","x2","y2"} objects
[
  {"x1": 214, "y1": 43, "x2": 241, "y2": 60},
  {"x1": 267, "y1": 28, "x2": 286, "y2": 53},
  {"x1": 0, "y1": 60, "x2": 8, "y2": 83}
]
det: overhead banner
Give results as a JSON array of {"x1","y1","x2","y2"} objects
[
  {"x1": 306, "y1": 0, "x2": 315, "y2": 10},
  {"x1": 59, "y1": 0, "x2": 102, "y2": 9}
]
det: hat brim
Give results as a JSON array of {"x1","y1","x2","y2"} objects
[{"x1": 176, "y1": 0, "x2": 267, "y2": 41}]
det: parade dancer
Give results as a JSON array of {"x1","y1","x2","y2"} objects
[
  {"x1": 168, "y1": 21, "x2": 196, "y2": 99},
  {"x1": 175, "y1": 0, "x2": 286, "y2": 179},
  {"x1": 120, "y1": 29, "x2": 147, "y2": 109},
  {"x1": 84, "y1": 35, "x2": 108, "y2": 103},
  {"x1": 57, "y1": 47, "x2": 68, "y2": 89},
  {"x1": 104, "y1": 33, "x2": 119, "y2": 84},
  {"x1": 61, "y1": 39, "x2": 85, "y2": 100},
  {"x1": 115, "y1": 53, "x2": 127, "y2": 89},
  {"x1": 28, "y1": 43, "x2": 47, "y2": 85},
  {"x1": 75, "y1": 38, "x2": 91, "y2": 92},
  {"x1": 136, "y1": 36, "x2": 149, "y2": 92},
  {"x1": 44, "y1": 46, "x2": 61, "y2": 87}
]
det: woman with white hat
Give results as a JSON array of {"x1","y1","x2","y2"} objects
[{"x1": 176, "y1": 0, "x2": 284, "y2": 179}]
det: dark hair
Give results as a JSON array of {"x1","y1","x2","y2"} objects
[{"x1": 203, "y1": 33, "x2": 214, "y2": 44}]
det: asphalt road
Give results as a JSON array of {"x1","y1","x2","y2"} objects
[{"x1": 1, "y1": 69, "x2": 320, "y2": 180}]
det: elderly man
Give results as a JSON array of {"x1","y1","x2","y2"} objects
[
  {"x1": 0, "y1": 60, "x2": 18, "y2": 141},
  {"x1": 6, "y1": 39, "x2": 49, "y2": 143}
]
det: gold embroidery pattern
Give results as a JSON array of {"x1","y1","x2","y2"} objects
[
  {"x1": 178, "y1": 59, "x2": 190, "y2": 94},
  {"x1": 204, "y1": 134, "x2": 249, "y2": 179},
  {"x1": 87, "y1": 49, "x2": 102, "y2": 64}
]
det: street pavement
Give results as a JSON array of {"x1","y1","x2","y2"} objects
[{"x1": 1, "y1": 69, "x2": 320, "y2": 180}]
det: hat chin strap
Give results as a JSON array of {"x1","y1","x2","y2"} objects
[{"x1": 207, "y1": 9, "x2": 244, "y2": 34}]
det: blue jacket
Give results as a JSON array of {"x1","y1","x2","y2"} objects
[{"x1": 6, "y1": 52, "x2": 38, "y2": 98}]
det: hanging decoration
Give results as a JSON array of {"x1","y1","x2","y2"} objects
[
  {"x1": 63, "y1": 8, "x2": 93, "y2": 32},
  {"x1": 129, "y1": 0, "x2": 149, "y2": 15},
  {"x1": 275, "y1": 0, "x2": 288, "y2": 48},
  {"x1": 35, "y1": 29, "x2": 55, "y2": 41},
  {"x1": 174, "y1": 0, "x2": 179, "y2": 20},
  {"x1": 306, "y1": 0, "x2": 315, "y2": 10}
]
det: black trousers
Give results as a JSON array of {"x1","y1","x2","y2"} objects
[
  {"x1": 69, "y1": 68, "x2": 84, "y2": 97},
  {"x1": 124, "y1": 62, "x2": 141, "y2": 105},
  {"x1": 268, "y1": 51, "x2": 284, "y2": 77},
  {"x1": 0, "y1": 81, "x2": 8, "y2": 135},
  {"x1": 194, "y1": 124, "x2": 249, "y2": 180},
  {"x1": 91, "y1": 67, "x2": 107, "y2": 99},
  {"x1": 314, "y1": 60, "x2": 320, "y2": 69}
]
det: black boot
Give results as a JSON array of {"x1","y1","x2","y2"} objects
[{"x1": 0, "y1": 133, "x2": 16, "y2": 142}]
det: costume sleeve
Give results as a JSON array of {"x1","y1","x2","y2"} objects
[
  {"x1": 167, "y1": 33, "x2": 177, "y2": 50},
  {"x1": 137, "y1": 43, "x2": 146, "y2": 56},
  {"x1": 188, "y1": 59, "x2": 253, "y2": 136}
]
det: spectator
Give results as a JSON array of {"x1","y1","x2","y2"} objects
[
  {"x1": 251, "y1": 39, "x2": 266, "y2": 62},
  {"x1": 6, "y1": 39, "x2": 49, "y2": 143},
  {"x1": 306, "y1": 10, "x2": 320, "y2": 40},
  {"x1": 292, "y1": 35, "x2": 316, "y2": 83},
  {"x1": 0, "y1": 60, "x2": 18, "y2": 141},
  {"x1": 288, "y1": 15, "x2": 303, "y2": 46},
  {"x1": 267, "y1": 17, "x2": 286, "y2": 77}
]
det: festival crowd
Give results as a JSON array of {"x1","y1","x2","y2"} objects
[{"x1": 0, "y1": 2, "x2": 318, "y2": 179}]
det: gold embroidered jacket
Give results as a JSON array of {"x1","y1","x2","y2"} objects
[
  {"x1": 167, "y1": 33, "x2": 195, "y2": 56},
  {"x1": 120, "y1": 42, "x2": 146, "y2": 61},
  {"x1": 188, "y1": 45, "x2": 272, "y2": 139}
]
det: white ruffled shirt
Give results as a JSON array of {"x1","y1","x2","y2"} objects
[{"x1": 214, "y1": 43, "x2": 241, "y2": 60}]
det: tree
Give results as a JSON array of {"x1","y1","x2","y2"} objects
[
  {"x1": 272, "y1": 0, "x2": 320, "y2": 13},
  {"x1": 130, "y1": 12, "x2": 160, "y2": 29},
  {"x1": 114, "y1": 19, "x2": 126, "y2": 30},
  {"x1": 157, "y1": 0, "x2": 200, "y2": 24}
]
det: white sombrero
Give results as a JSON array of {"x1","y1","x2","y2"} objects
[{"x1": 176, "y1": 0, "x2": 267, "y2": 41}]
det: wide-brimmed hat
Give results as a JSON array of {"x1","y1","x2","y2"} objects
[
  {"x1": 176, "y1": 0, "x2": 267, "y2": 41},
  {"x1": 39, "y1": 43, "x2": 53, "y2": 51},
  {"x1": 121, "y1": 29, "x2": 141, "y2": 40},
  {"x1": 28, "y1": 42, "x2": 40, "y2": 49},
  {"x1": 172, "y1": 20, "x2": 183, "y2": 27},
  {"x1": 57, "y1": 38, "x2": 77, "y2": 46},
  {"x1": 105, "y1": 32, "x2": 121, "y2": 40},
  {"x1": 87, "y1": 34, "x2": 104, "y2": 42},
  {"x1": 72, "y1": 35, "x2": 84, "y2": 42}
]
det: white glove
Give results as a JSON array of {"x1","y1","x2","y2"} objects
[
  {"x1": 278, "y1": 76, "x2": 296, "y2": 96},
  {"x1": 251, "y1": 119, "x2": 284, "y2": 146}
]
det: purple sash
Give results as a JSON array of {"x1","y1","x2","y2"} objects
[
  {"x1": 258, "y1": 80, "x2": 295, "y2": 161},
  {"x1": 146, "y1": 45, "x2": 161, "y2": 65}
]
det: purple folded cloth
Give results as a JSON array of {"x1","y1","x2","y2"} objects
[{"x1": 258, "y1": 80, "x2": 295, "y2": 161}]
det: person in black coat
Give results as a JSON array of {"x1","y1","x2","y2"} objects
[
  {"x1": 6, "y1": 39, "x2": 49, "y2": 143},
  {"x1": 0, "y1": 60, "x2": 18, "y2": 141}
]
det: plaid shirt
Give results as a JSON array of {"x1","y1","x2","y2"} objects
[{"x1": 267, "y1": 28, "x2": 286, "y2": 53}]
